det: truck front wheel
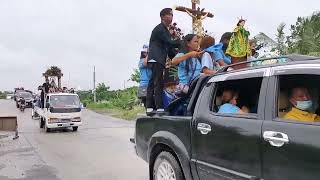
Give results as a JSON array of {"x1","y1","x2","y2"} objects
[
  {"x1": 44, "y1": 125, "x2": 50, "y2": 132},
  {"x1": 153, "y1": 151, "x2": 184, "y2": 180},
  {"x1": 72, "y1": 127, "x2": 78, "y2": 132}
]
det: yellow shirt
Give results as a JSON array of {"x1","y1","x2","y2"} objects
[{"x1": 284, "y1": 107, "x2": 320, "y2": 123}]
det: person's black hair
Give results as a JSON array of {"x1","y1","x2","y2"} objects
[
  {"x1": 160, "y1": 8, "x2": 172, "y2": 17},
  {"x1": 219, "y1": 32, "x2": 232, "y2": 53},
  {"x1": 179, "y1": 34, "x2": 197, "y2": 77},
  {"x1": 237, "y1": 19, "x2": 246, "y2": 26},
  {"x1": 140, "y1": 51, "x2": 147, "y2": 59},
  {"x1": 219, "y1": 32, "x2": 232, "y2": 43}
]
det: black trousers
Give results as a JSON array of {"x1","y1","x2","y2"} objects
[{"x1": 146, "y1": 63, "x2": 164, "y2": 109}]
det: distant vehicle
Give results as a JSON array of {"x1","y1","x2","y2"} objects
[
  {"x1": 15, "y1": 92, "x2": 33, "y2": 108},
  {"x1": 13, "y1": 88, "x2": 25, "y2": 101},
  {"x1": 36, "y1": 93, "x2": 82, "y2": 132},
  {"x1": 6, "y1": 94, "x2": 14, "y2": 100}
]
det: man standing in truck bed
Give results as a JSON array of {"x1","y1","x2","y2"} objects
[{"x1": 146, "y1": 8, "x2": 180, "y2": 115}]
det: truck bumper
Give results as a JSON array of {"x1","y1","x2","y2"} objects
[{"x1": 47, "y1": 122, "x2": 82, "y2": 129}]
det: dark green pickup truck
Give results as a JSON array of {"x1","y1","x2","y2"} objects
[{"x1": 133, "y1": 55, "x2": 320, "y2": 180}]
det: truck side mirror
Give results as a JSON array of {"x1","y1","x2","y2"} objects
[{"x1": 45, "y1": 102, "x2": 50, "y2": 108}]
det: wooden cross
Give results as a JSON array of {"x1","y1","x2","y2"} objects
[{"x1": 175, "y1": 0, "x2": 214, "y2": 37}]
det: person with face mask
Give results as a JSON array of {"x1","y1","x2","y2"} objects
[{"x1": 284, "y1": 87, "x2": 320, "y2": 122}]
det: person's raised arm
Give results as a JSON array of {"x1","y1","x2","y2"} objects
[{"x1": 168, "y1": 51, "x2": 204, "y2": 66}]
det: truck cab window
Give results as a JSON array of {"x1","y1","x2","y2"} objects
[
  {"x1": 277, "y1": 74, "x2": 320, "y2": 123},
  {"x1": 211, "y1": 77, "x2": 262, "y2": 115}
]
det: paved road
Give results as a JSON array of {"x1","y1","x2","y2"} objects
[{"x1": 0, "y1": 100, "x2": 148, "y2": 180}]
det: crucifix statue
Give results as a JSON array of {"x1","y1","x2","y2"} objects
[{"x1": 175, "y1": 0, "x2": 214, "y2": 37}]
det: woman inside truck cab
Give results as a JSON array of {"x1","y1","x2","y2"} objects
[
  {"x1": 167, "y1": 34, "x2": 203, "y2": 94},
  {"x1": 218, "y1": 89, "x2": 249, "y2": 114}
]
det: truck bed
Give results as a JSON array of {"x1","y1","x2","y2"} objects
[{"x1": 135, "y1": 115, "x2": 192, "y2": 163}]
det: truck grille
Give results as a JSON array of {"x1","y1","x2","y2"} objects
[{"x1": 50, "y1": 108, "x2": 81, "y2": 113}]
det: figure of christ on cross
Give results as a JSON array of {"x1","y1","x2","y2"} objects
[{"x1": 175, "y1": 0, "x2": 214, "y2": 37}]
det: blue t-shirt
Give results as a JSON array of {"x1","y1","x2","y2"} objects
[
  {"x1": 205, "y1": 43, "x2": 231, "y2": 65},
  {"x1": 218, "y1": 103, "x2": 240, "y2": 113},
  {"x1": 138, "y1": 59, "x2": 152, "y2": 87},
  {"x1": 175, "y1": 53, "x2": 202, "y2": 85},
  {"x1": 201, "y1": 52, "x2": 214, "y2": 71},
  {"x1": 213, "y1": 43, "x2": 231, "y2": 65}
]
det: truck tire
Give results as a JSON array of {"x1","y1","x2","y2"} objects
[
  {"x1": 39, "y1": 118, "x2": 44, "y2": 128},
  {"x1": 153, "y1": 151, "x2": 184, "y2": 180},
  {"x1": 72, "y1": 127, "x2": 78, "y2": 132},
  {"x1": 44, "y1": 124, "x2": 51, "y2": 132}
]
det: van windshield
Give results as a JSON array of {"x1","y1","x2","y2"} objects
[{"x1": 50, "y1": 95, "x2": 80, "y2": 108}]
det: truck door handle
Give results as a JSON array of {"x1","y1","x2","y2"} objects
[
  {"x1": 263, "y1": 131, "x2": 289, "y2": 147},
  {"x1": 197, "y1": 123, "x2": 211, "y2": 135}
]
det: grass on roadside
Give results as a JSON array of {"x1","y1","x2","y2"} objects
[{"x1": 87, "y1": 103, "x2": 145, "y2": 120}]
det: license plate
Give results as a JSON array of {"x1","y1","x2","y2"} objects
[{"x1": 61, "y1": 119, "x2": 71, "y2": 122}]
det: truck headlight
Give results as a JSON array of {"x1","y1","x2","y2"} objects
[
  {"x1": 48, "y1": 118, "x2": 59, "y2": 123},
  {"x1": 72, "y1": 117, "x2": 81, "y2": 122}
]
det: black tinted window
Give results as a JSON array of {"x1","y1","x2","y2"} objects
[
  {"x1": 211, "y1": 77, "x2": 263, "y2": 115},
  {"x1": 277, "y1": 74, "x2": 320, "y2": 123}
]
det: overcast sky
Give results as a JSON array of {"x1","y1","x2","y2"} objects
[{"x1": 0, "y1": 0, "x2": 319, "y2": 92}]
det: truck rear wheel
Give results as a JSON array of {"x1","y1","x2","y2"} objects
[
  {"x1": 153, "y1": 151, "x2": 184, "y2": 180},
  {"x1": 72, "y1": 127, "x2": 78, "y2": 132}
]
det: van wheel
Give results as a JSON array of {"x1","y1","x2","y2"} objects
[
  {"x1": 153, "y1": 151, "x2": 184, "y2": 180},
  {"x1": 39, "y1": 118, "x2": 44, "y2": 128},
  {"x1": 72, "y1": 127, "x2": 78, "y2": 132}
]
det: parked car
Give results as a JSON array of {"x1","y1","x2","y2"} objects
[{"x1": 133, "y1": 55, "x2": 320, "y2": 180}]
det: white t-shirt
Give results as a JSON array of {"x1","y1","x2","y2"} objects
[{"x1": 201, "y1": 52, "x2": 214, "y2": 70}]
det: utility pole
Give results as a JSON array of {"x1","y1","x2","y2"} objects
[{"x1": 93, "y1": 66, "x2": 96, "y2": 103}]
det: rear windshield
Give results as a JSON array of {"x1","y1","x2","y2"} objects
[
  {"x1": 50, "y1": 95, "x2": 80, "y2": 108},
  {"x1": 19, "y1": 92, "x2": 32, "y2": 98}
]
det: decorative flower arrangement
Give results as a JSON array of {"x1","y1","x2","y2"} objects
[{"x1": 169, "y1": 22, "x2": 184, "y2": 40}]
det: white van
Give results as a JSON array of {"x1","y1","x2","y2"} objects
[{"x1": 37, "y1": 93, "x2": 82, "y2": 132}]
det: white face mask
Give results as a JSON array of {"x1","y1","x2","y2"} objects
[{"x1": 296, "y1": 100, "x2": 313, "y2": 111}]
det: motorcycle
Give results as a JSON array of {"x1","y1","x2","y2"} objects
[{"x1": 19, "y1": 98, "x2": 26, "y2": 112}]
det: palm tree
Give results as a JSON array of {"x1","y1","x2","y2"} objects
[{"x1": 43, "y1": 66, "x2": 63, "y2": 88}]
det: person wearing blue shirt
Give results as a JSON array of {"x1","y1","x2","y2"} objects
[
  {"x1": 218, "y1": 89, "x2": 249, "y2": 114},
  {"x1": 138, "y1": 47, "x2": 151, "y2": 87},
  {"x1": 137, "y1": 45, "x2": 151, "y2": 107},
  {"x1": 168, "y1": 34, "x2": 203, "y2": 94},
  {"x1": 205, "y1": 32, "x2": 233, "y2": 68},
  {"x1": 200, "y1": 36, "x2": 217, "y2": 75}
]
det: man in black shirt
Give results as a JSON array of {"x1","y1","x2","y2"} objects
[
  {"x1": 146, "y1": 8, "x2": 180, "y2": 115},
  {"x1": 40, "y1": 80, "x2": 50, "y2": 108}
]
